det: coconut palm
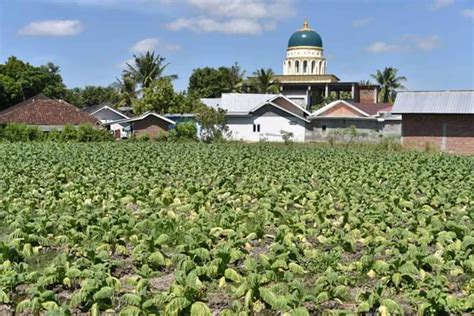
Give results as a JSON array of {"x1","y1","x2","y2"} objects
[
  {"x1": 250, "y1": 68, "x2": 279, "y2": 94},
  {"x1": 359, "y1": 80, "x2": 373, "y2": 85},
  {"x1": 113, "y1": 74, "x2": 137, "y2": 107},
  {"x1": 123, "y1": 51, "x2": 177, "y2": 91},
  {"x1": 370, "y1": 67, "x2": 406, "y2": 103},
  {"x1": 225, "y1": 62, "x2": 246, "y2": 92}
]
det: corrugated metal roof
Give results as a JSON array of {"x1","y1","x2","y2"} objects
[
  {"x1": 201, "y1": 93, "x2": 277, "y2": 114},
  {"x1": 200, "y1": 98, "x2": 221, "y2": 110},
  {"x1": 392, "y1": 91, "x2": 474, "y2": 114}
]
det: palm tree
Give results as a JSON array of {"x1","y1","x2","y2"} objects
[
  {"x1": 370, "y1": 67, "x2": 406, "y2": 103},
  {"x1": 113, "y1": 74, "x2": 137, "y2": 107},
  {"x1": 123, "y1": 51, "x2": 177, "y2": 91},
  {"x1": 359, "y1": 80, "x2": 372, "y2": 85},
  {"x1": 225, "y1": 62, "x2": 246, "y2": 92},
  {"x1": 250, "y1": 68, "x2": 279, "y2": 94}
]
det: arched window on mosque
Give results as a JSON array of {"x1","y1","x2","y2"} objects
[
  {"x1": 303, "y1": 60, "x2": 308, "y2": 74},
  {"x1": 295, "y1": 60, "x2": 300, "y2": 74},
  {"x1": 311, "y1": 61, "x2": 316, "y2": 74}
]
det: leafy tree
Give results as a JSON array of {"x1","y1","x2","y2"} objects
[
  {"x1": 249, "y1": 68, "x2": 279, "y2": 94},
  {"x1": 223, "y1": 62, "x2": 246, "y2": 92},
  {"x1": 188, "y1": 63, "x2": 246, "y2": 98},
  {"x1": 195, "y1": 106, "x2": 228, "y2": 142},
  {"x1": 132, "y1": 78, "x2": 178, "y2": 115},
  {"x1": 63, "y1": 85, "x2": 119, "y2": 108},
  {"x1": 187, "y1": 67, "x2": 229, "y2": 98},
  {"x1": 371, "y1": 67, "x2": 406, "y2": 103},
  {"x1": 123, "y1": 51, "x2": 177, "y2": 91},
  {"x1": 359, "y1": 80, "x2": 373, "y2": 85},
  {"x1": 0, "y1": 56, "x2": 67, "y2": 110}
]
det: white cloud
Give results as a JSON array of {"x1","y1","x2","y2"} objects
[
  {"x1": 18, "y1": 20, "x2": 83, "y2": 36},
  {"x1": 431, "y1": 0, "x2": 454, "y2": 10},
  {"x1": 461, "y1": 9, "x2": 474, "y2": 18},
  {"x1": 130, "y1": 37, "x2": 181, "y2": 54},
  {"x1": 165, "y1": 0, "x2": 295, "y2": 35},
  {"x1": 131, "y1": 38, "x2": 160, "y2": 54},
  {"x1": 366, "y1": 35, "x2": 441, "y2": 54},
  {"x1": 414, "y1": 35, "x2": 441, "y2": 51},
  {"x1": 352, "y1": 17, "x2": 373, "y2": 28},
  {"x1": 166, "y1": 17, "x2": 264, "y2": 35},
  {"x1": 186, "y1": 0, "x2": 294, "y2": 19},
  {"x1": 366, "y1": 42, "x2": 401, "y2": 53}
]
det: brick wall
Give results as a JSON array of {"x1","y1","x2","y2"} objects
[
  {"x1": 358, "y1": 87, "x2": 376, "y2": 103},
  {"x1": 132, "y1": 115, "x2": 170, "y2": 138},
  {"x1": 320, "y1": 103, "x2": 362, "y2": 117},
  {"x1": 402, "y1": 114, "x2": 474, "y2": 155}
]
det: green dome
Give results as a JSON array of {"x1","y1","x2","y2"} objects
[{"x1": 288, "y1": 21, "x2": 323, "y2": 48}]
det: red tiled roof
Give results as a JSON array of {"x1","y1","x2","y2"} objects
[
  {"x1": 351, "y1": 102, "x2": 393, "y2": 116},
  {"x1": 0, "y1": 95, "x2": 99, "y2": 126}
]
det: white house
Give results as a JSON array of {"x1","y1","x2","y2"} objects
[
  {"x1": 83, "y1": 104, "x2": 130, "y2": 138},
  {"x1": 201, "y1": 93, "x2": 310, "y2": 142}
]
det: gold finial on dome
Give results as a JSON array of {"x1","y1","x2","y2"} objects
[{"x1": 303, "y1": 19, "x2": 309, "y2": 30}]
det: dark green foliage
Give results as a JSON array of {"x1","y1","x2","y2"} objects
[
  {"x1": 195, "y1": 106, "x2": 228, "y2": 142},
  {"x1": 172, "y1": 121, "x2": 198, "y2": 141},
  {"x1": 371, "y1": 67, "x2": 406, "y2": 103},
  {"x1": 0, "y1": 123, "x2": 43, "y2": 142},
  {"x1": 0, "y1": 123, "x2": 113, "y2": 142},
  {"x1": 0, "y1": 57, "x2": 67, "y2": 110},
  {"x1": 63, "y1": 86, "x2": 119, "y2": 108}
]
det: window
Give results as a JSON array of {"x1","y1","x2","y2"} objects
[
  {"x1": 322, "y1": 125, "x2": 327, "y2": 132},
  {"x1": 253, "y1": 124, "x2": 260, "y2": 132}
]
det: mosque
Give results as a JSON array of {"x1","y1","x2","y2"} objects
[{"x1": 275, "y1": 20, "x2": 379, "y2": 109}]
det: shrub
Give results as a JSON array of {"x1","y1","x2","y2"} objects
[
  {"x1": 0, "y1": 123, "x2": 44, "y2": 142},
  {"x1": 174, "y1": 121, "x2": 198, "y2": 141},
  {"x1": 280, "y1": 130, "x2": 294, "y2": 145},
  {"x1": 61, "y1": 125, "x2": 77, "y2": 142},
  {"x1": 196, "y1": 106, "x2": 228, "y2": 143}
]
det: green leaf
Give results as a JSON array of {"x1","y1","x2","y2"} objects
[
  {"x1": 381, "y1": 299, "x2": 404, "y2": 315},
  {"x1": 148, "y1": 251, "x2": 166, "y2": 266},
  {"x1": 165, "y1": 297, "x2": 191, "y2": 315},
  {"x1": 333, "y1": 285, "x2": 349, "y2": 300},
  {"x1": 41, "y1": 301, "x2": 59, "y2": 310},
  {"x1": 290, "y1": 307, "x2": 310, "y2": 316},
  {"x1": 288, "y1": 262, "x2": 306, "y2": 274},
  {"x1": 259, "y1": 287, "x2": 289, "y2": 311},
  {"x1": 315, "y1": 291, "x2": 329, "y2": 303},
  {"x1": 122, "y1": 293, "x2": 141, "y2": 306},
  {"x1": 224, "y1": 268, "x2": 243, "y2": 283},
  {"x1": 190, "y1": 302, "x2": 212, "y2": 316},
  {"x1": 92, "y1": 286, "x2": 114, "y2": 301},
  {"x1": 357, "y1": 301, "x2": 371, "y2": 313},
  {"x1": 119, "y1": 305, "x2": 142, "y2": 316}
]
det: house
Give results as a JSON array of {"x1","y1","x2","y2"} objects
[
  {"x1": 0, "y1": 95, "x2": 99, "y2": 130},
  {"x1": 306, "y1": 100, "x2": 401, "y2": 142},
  {"x1": 83, "y1": 104, "x2": 130, "y2": 139},
  {"x1": 103, "y1": 112, "x2": 176, "y2": 139},
  {"x1": 201, "y1": 93, "x2": 310, "y2": 142},
  {"x1": 392, "y1": 90, "x2": 474, "y2": 154}
]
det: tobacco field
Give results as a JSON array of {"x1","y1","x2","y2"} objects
[{"x1": 0, "y1": 142, "x2": 473, "y2": 315}]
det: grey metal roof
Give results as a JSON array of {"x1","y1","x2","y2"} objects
[
  {"x1": 392, "y1": 91, "x2": 474, "y2": 114},
  {"x1": 200, "y1": 98, "x2": 221, "y2": 110},
  {"x1": 201, "y1": 93, "x2": 277, "y2": 114}
]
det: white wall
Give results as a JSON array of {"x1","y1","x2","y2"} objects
[{"x1": 226, "y1": 115, "x2": 306, "y2": 142}]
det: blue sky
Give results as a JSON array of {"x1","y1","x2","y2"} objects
[{"x1": 1, "y1": 0, "x2": 473, "y2": 91}]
